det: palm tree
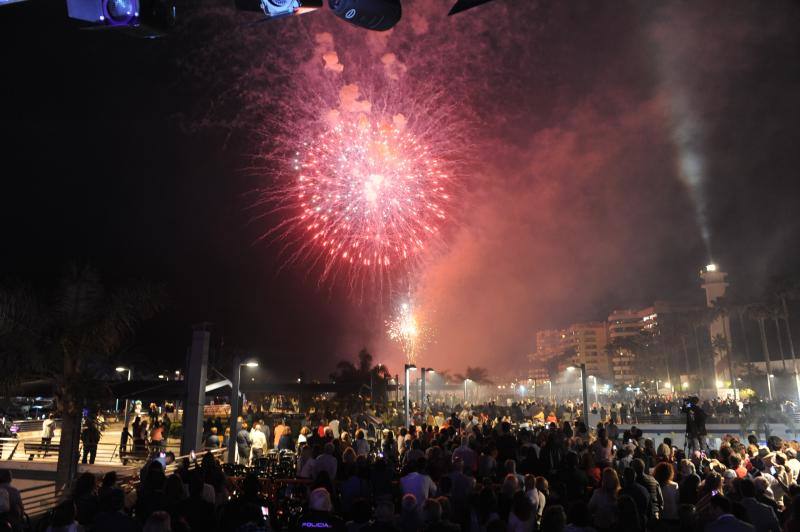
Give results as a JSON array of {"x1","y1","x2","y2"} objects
[
  {"x1": 454, "y1": 366, "x2": 492, "y2": 385},
  {"x1": 0, "y1": 264, "x2": 164, "y2": 489},
  {"x1": 710, "y1": 298, "x2": 739, "y2": 398},
  {"x1": 329, "y1": 348, "x2": 393, "y2": 403},
  {"x1": 749, "y1": 304, "x2": 774, "y2": 400},
  {"x1": 773, "y1": 278, "x2": 800, "y2": 402}
]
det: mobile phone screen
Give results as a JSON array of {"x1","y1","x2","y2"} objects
[{"x1": 261, "y1": 506, "x2": 269, "y2": 517}]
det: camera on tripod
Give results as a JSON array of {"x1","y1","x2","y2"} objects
[{"x1": 680, "y1": 396, "x2": 700, "y2": 413}]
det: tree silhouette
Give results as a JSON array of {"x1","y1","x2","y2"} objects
[{"x1": 0, "y1": 264, "x2": 164, "y2": 488}]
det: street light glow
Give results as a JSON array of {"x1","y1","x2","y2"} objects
[
  {"x1": 115, "y1": 367, "x2": 127, "y2": 372},
  {"x1": 244, "y1": 361, "x2": 259, "y2": 367},
  {"x1": 706, "y1": 263, "x2": 718, "y2": 272}
]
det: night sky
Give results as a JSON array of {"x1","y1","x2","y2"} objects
[{"x1": 2, "y1": 0, "x2": 800, "y2": 378}]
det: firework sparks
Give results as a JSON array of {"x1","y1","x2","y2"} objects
[
  {"x1": 387, "y1": 301, "x2": 430, "y2": 365},
  {"x1": 260, "y1": 115, "x2": 453, "y2": 296}
]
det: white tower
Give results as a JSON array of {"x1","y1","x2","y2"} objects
[{"x1": 700, "y1": 264, "x2": 732, "y2": 396}]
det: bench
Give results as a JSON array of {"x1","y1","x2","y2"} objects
[{"x1": 23, "y1": 441, "x2": 59, "y2": 460}]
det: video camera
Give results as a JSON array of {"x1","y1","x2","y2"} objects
[{"x1": 680, "y1": 396, "x2": 700, "y2": 413}]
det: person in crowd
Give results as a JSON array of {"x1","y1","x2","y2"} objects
[
  {"x1": 204, "y1": 426, "x2": 220, "y2": 450},
  {"x1": 705, "y1": 494, "x2": 755, "y2": 531},
  {"x1": 42, "y1": 413, "x2": 56, "y2": 457},
  {"x1": 588, "y1": 467, "x2": 620, "y2": 530},
  {"x1": 737, "y1": 477, "x2": 780, "y2": 532},
  {"x1": 94, "y1": 487, "x2": 138, "y2": 532},
  {"x1": 143, "y1": 511, "x2": 171, "y2": 532},
  {"x1": 653, "y1": 461, "x2": 680, "y2": 522},
  {"x1": 236, "y1": 420, "x2": 251, "y2": 465},
  {"x1": 46, "y1": 501, "x2": 81, "y2": 532},
  {"x1": 0, "y1": 470, "x2": 23, "y2": 529},
  {"x1": 293, "y1": 487, "x2": 345, "y2": 531},
  {"x1": 80, "y1": 421, "x2": 101, "y2": 464},
  {"x1": 313, "y1": 442, "x2": 339, "y2": 481},
  {"x1": 401, "y1": 457, "x2": 437, "y2": 511},
  {"x1": 354, "y1": 429, "x2": 370, "y2": 457},
  {"x1": 250, "y1": 422, "x2": 267, "y2": 463}
]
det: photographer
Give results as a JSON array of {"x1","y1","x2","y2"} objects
[{"x1": 682, "y1": 397, "x2": 708, "y2": 453}]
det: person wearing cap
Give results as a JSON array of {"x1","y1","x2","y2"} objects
[{"x1": 293, "y1": 487, "x2": 345, "y2": 532}]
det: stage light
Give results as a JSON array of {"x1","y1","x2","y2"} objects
[
  {"x1": 706, "y1": 263, "x2": 717, "y2": 272},
  {"x1": 328, "y1": 0, "x2": 401, "y2": 31},
  {"x1": 67, "y1": 0, "x2": 138, "y2": 25}
]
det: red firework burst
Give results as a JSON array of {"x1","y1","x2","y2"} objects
[{"x1": 261, "y1": 116, "x2": 452, "y2": 294}]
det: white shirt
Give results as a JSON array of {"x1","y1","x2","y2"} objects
[
  {"x1": 250, "y1": 428, "x2": 267, "y2": 450},
  {"x1": 400, "y1": 472, "x2": 437, "y2": 508},
  {"x1": 354, "y1": 438, "x2": 370, "y2": 457},
  {"x1": 313, "y1": 453, "x2": 338, "y2": 480},
  {"x1": 328, "y1": 420, "x2": 340, "y2": 439},
  {"x1": 42, "y1": 419, "x2": 55, "y2": 439}
]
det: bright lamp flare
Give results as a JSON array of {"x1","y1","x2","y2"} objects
[
  {"x1": 261, "y1": 118, "x2": 451, "y2": 295},
  {"x1": 387, "y1": 302, "x2": 429, "y2": 365}
]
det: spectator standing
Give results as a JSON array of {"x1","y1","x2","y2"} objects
[
  {"x1": 236, "y1": 421, "x2": 251, "y2": 465},
  {"x1": 42, "y1": 414, "x2": 56, "y2": 457},
  {"x1": 588, "y1": 467, "x2": 620, "y2": 530}
]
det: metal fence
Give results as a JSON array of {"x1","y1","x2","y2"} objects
[{"x1": 19, "y1": 447, "x2": 227, "y2": 520}]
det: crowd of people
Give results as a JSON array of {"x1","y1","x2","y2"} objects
[{"x1": 12, "y1": 395, "x2": 800, "y2": 532}]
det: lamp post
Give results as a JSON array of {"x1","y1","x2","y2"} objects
[
  {"x1": 569, "y1": 365, "x2": 589, "y2": 425},
  {"x1": 404, "y1": 364, "x2": 417, "y2": 427},
  {"x1": 589, "y1": 375, "x2": 598, "y2": 406},
  {"x1": 420, "y1": 368, "x2": 434, "y2": 411},
  {"x1": 463, "y1": 378, "x2": 470, "y2": 403},
  {"x1": 115, "y1": 366, "x2": 133, "y2": 426},
  {"x1": 227, "y1": 358, "x2": 259, "y2": 464}
]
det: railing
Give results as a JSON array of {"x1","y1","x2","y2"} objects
[
  {"x1": 0, "y1": 437, "x2": 21, "y2": 460},
  {"x1": 610, "y1": 412, "x2": 800, "y2": 426},
  {"x1": 12, "y1": 438, "x2": 180, "y2": 464},
  {"x1": 20, "y1": 484, "x2": 64, "y2": 519},
  {"x1": 19, "y1": 447, "x2": 227, "y2": 521}
]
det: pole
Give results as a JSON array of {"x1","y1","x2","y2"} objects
[
  {"x1": 395, "y1": 374, "x2": 400, "y2": 407},
  {"x1": 420, "y1": 369, "x2": 426, "y2": 411},
  {"x1": 122, "y1": 369, "x2": 132, "y2": 427},
  {"x1": 404, "y1": 366, "x2": 411, "y2": 428},
  {"x1": 181, "y1": 325, "x2": 210, "y2": 456},
  {"x1": 580, "y1": 364, "x2": 589, "y2": 425},
  {"x1": 758, "y1": 318, "x2": 773, "y2": 401},
  {"x1": 227, "y1": 357, "x2": 241, "y2": 464},
  {"x1": 592, "y1": 376, "x2": 598, "y2": 406}
]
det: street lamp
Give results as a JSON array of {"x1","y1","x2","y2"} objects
[
  {"x1": 404, "y1": 364, "x2": 417, "y2": 427},
  {"x1": 420, "y1": 368, "x2": 435, "y2": 411},
  {"x1": 589, "y1": 375, "x2": 598, "y2": 406},
  {"x1": 568, "y1": 364, "x2": 589, "y2": 424},
  {"x1": 227, "y1": 357, "x2": 259, "y2": 463},
  {"x1": 115, "y1": 366, "x2": 133, "y2": 426}
]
